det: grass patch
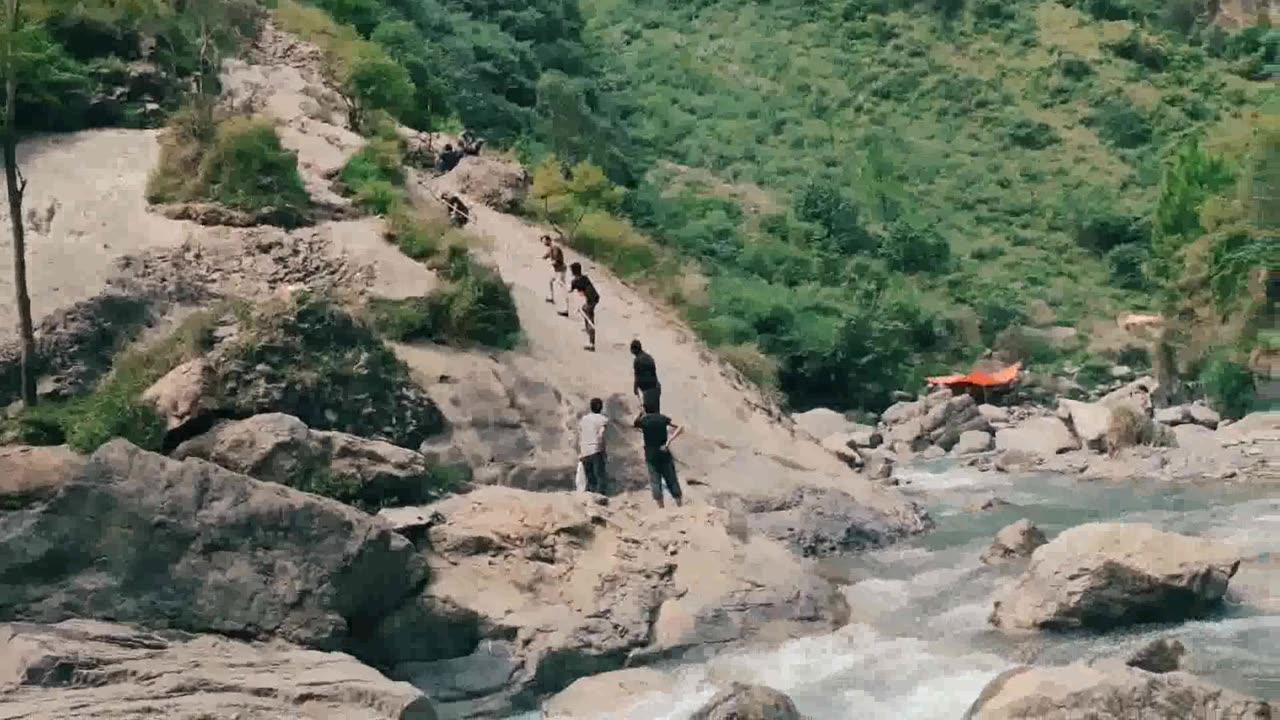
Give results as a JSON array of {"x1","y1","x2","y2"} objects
[
  {"x1": 148, "y1": 109, "x2": 310, "y2": 225},
  {"x1": 367, "y1": 247, "x2": 521, "y2": 349}
]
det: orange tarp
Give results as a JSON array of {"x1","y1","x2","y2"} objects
[{"x1": 927, "y1": 362, "x2": 1022, "y2": 388}]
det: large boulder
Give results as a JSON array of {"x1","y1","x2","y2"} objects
[
  {"x1": 690, "y1": 683, "x2": 802, "y2": 720},
  {"x1": 1100, "y1": 376, "x2": 1157, "y2": 417},
  {"x1": 989, "y1": 523, "x2": 1241, "y2": 632},
  {"x1": 0, "y1": 445, "x2": 85, "y2": 508},
  {"x1": 980, "y1": 519, "x2": 1047, "y2": 565},
  {"x1": 441, "y1": 156, "x2": 529, "y2": 212},
  {"x1": 955, "y1": 430, "x2": 995, "y2": 455},
  {"x1": 0, "y1": 620, "x2": 437, "y2": 720},
  {"x1": 881, "y1": 400, "x2": 924, "y2": 426},
  {"x1": 389, "y1": 487, "x2": 849, "y2": 717},
  {"x1": 1155, "y1": 404, "x2": 1221, "y2": 430},
  {"x1": 1057, "y1": 399, "x2": 1113, "y2": 452},
  {"x1": 964, "y1": 659, "x2": 1271, "y2": 720},
  {"x1": 0, "y1": 440, "x2": 429, "y2": 663},
  {"x1": 543, "y1": 668, "x2": 673, "y2": 719},
  {"x1": 994, "y1": 417, "x2": 1080, "y2": 458},
  {"x1": 793, "y1": 407, "x2": 854, "y2": 439},
  {"x1": 173, "y1": 413, "x2": 461, "y2": 512}
]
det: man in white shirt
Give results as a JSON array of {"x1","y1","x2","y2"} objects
[{"x1": 577, "y1": 398, "x2": 610, "y2": 494}]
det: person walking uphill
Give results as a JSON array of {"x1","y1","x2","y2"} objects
[
  {"x1": 569, "y1": 262, "x2": 600, "y2": 352},
  {"x1": 542, "y1": 235, "x2": 569, "y2": 316},
  {"x1": 578, "y1": 398, "x2": 609, "y2": 494},
  {"x1": 630, "y1": 339, "x2": 661, "y2": 412},
  {"x1": 634, "y1": 400, "x2": 685, "y2": 508}
]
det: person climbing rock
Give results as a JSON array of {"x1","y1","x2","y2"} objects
[
  {"x1": 542, "y1": 234, "x2": 569, "y2": 316},
  {"x1": 633, "y1": 399, "x2": 684, "y2": 508},
  {"x1": 578, "y1": 397, "x2": 610, "y2": 494},
  {"x1": 460, "y1": 130, "x2": 485, "y2": 156},
  {"x1": 569, "y1": 262, "x2": 599, "y2": 351},
  {"x1": 437, "y1": 143, "x2": 463, "y2": 173},
  {"x1": 631, "y1": 339, "x2": 661, "y2": 412}
]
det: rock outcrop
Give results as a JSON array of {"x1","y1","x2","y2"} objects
[
  {"x1": 980, "y1": 519, "x2": 1047, "y2": 565},
  {"x1": 0, "y1": 445, "x2": 85, "y2": 508},
  {"x1": 0, "y1": 620, "x2": 438, "y2": 720},
  {"x1": 388, "y1": 487, "x2": 848, "y2": 717},
  {"x1": 174, "y1": 413, "x2": 464, "y2": 512},
  {"x1": 437, "y1": 155, "x2": 529, "y2": 212},
  {"x1": 876, "y1": 389, "x2": 992, "y2": 458},
  {"x1": 955, "y1": 429, "x2": 995, "y2": 455},
  {"x1": 542, "y1": 668, "x2": 672, "y2": 719},
  {"x1": 964, "y1": 659, "x2": 1271, "y2": 719},
  {"x1": 990, "y1": 523, "x2": 1241, "y2": 632},
  {"x1": 1126, "y1": 637, "x2": 1187, "y2": 674},
  {"x1": 690, "y1": 683, "x2": 803, "y2": 720},
  {"x1": 1155, "y1": 403, "x2": 1222, "y2": 430},
  {"x1": 793, "y1": 407, "x2": 855, "y2": 440},
  {"x1": 0, "y1": 441, "x2": 428, "y2": 663},
  {"x1": 994, "y1": 417, "x2": 1079, "y2": 458}
]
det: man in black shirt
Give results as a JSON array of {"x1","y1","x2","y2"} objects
[
  {"x1": 569, "y1": 262, "x2": 599, "y2": 352},
  {"x1": 633, "y1": 399, "x2": 684, "y2": 508},
  {"x1": 542, "y1": 235, "x2": 569, "y2": 316},
  {"x1": 630, "y1": 339, "x2": 661, "y2": 412},
  {"x1": 437, "y1": 144, "x2": 463, "y2": 173}
]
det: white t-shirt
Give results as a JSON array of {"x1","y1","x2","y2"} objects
[{"x1": 578, "y1": 412, "x2": 609, "y2": 457}]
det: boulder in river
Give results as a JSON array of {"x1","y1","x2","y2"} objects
[
  {"x1": 690, "y1": 683, "x2": 802, "y2": 720},
  {"x1": 981, "y1": 519, "x2": 1047, "y2": 565},
  {"x1": 989, "y1": 523, "x2": 1241, "y2": 632},
  {"x1": 0, "y1": 440, "x2": 429, "y2": 663},
  {"x1": 1057, "y1": 399, "x2": 1112, "y2": 453},
  {"x1": 543, "y1": 668, "x2": 672, "y2": 719},
  {"x1": 1126, "y1": 637, "x2": 1187, "y2": 674},
  {"x1": 963, "y1": 658, "x2": 1271, "y2": 720},
  {"x1": 391, "y1": 487, "x2": 848, "y2": 716},
  {"x1": 994, "y1": 417, "x2": 1080, "y2": 458},
  {"x1": 0, "y1": 619, "x2": 437, "y2": 720}
]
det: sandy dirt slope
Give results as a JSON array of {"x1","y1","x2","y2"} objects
[
  {"x1": 0, "y1": 130, "x2": 189, "y2": 335},
  {"x1": 413, "y1": 170, "x2": 912, "y2": 517}
]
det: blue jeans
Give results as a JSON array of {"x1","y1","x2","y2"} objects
[{"x1": 645, "y1": 448, "x2": 681, "y2": 503}]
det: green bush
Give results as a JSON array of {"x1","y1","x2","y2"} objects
[
  {"x1": 878, "y1": 219, "x2": 951, "y2": 274},
  {"x1": 387, "y1": 205, "x2": 445, "y2": 259},
  {"x1": 1007, "y1": 117, "x2": 1060, "y2": 149},
  {"x1": 367, "y1": 249, "x2": 520, "y2": 348},
  {"x1": 1105, "y1": 30, "x2": 1168, "y2": 72},
  {"x1": 1199, "y1": 354, "x2": 1256, "y2": 418},
  {"x1": 354, "y1": 179, "x2": 403, "y2": 214},
  {"x1": 1106, "y1": 243, "x2": 1150, "y2": 290},
  {"x1": 1073, "y1": 210, "x2": 1149, "y2": 253},
  {"x1": 201, "y1": 117, "x2": 311, "y2": 218},
  {"x1": 340, "y1": 139, "x2": 405, "y2": 189},
  {"x1": 1088, "y1": 98, "x2": 1154, "y2": 149}
]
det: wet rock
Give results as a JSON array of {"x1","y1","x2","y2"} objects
[
  {"x1": 963, "y1": 658, "x2": 1270, "y2": 720},
  {"x1": 955, "y1": 430, "x2": 995, "y2": 455},
  {"x1": 174, "y1": 413, "x2": 457, "y2": 512},
  {"x1": 394, "y1": 487, "x2": 850, "y2": 715},
  {"x1": 990, "y1": 523, "x2": 1241, "y2": 632},
  {"x1": 1126, "y1": 637, "x2": 1186, "y2": 674},
  {"x1": 0, "y1": 620, "x2": 437, "y2": 720},
  {"x1": 994, "y1": 417, "x2": 1079, "y2": 458},
  {"x1": 968, "y1": 495, "x2": 1011, "y2": 512},
  {"x1": 543, "y1": 668, "x2": 672, "y2": 719},
  {"x1": 0, "y1": 440, "x2": 429, "y2": 663},
  {"x1": 980, "y1": 519, "x2": 1047, "y2": 565},
  {"x1": 690, "y1": 683, "x2": 802, "y2": 720},
  {"x1": 794, "y1": 407, "x2": 854, "y2": 439}
]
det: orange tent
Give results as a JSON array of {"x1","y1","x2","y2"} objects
[{"x1": 927, "y1": 362, "x2": 1021, "y2": 388}]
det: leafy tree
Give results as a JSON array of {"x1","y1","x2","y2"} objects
[
  {"x1": 1105, "y1": 243, "x2": 1149, "y2": 290},
  {"x1": 341, "y1": 48, "x2": 415, "y2": 130},
  {"x1": 371, "y1": 19, "x2": 449, "y2": 130},
  {"x1": 795, "y1": 176, "x2": 874, "y2": 255},
  {"x1": 1151, "y1": 137, "x2": 1234, "y2": 283},
  {"x1": 878, "y1": 219, "x2": 951, "y2": 274}
]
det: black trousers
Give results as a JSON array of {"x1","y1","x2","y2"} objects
[
  {"x1": 644, "y1": 448, "x2": 681, "y2": 502},
  {"x1": 639, "y1": 384, "x2": 662, "y2": 412},
  {"x1": 581, "y1": 452, "x2": 608, "y2": 494}
]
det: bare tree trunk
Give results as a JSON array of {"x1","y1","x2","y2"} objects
[{"x1": 4, "y1": 0, "x2": 36, "y2": 407}]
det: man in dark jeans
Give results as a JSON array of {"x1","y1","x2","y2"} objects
[
  {"x1": 633, "y1": 400, "x2": 685, "y2": 508},
  {"x1": 578, "y1": 397, "x2": 609, "y2": 493},
  {"x1": 630, "y1": 339, "x2": 661, "y2": 412},
  {"x1": 569, "y1": 262, "x2": 600, "y2": 352}
]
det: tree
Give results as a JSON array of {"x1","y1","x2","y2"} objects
[
  {"x1": 3, "y1": 0, "x2": 36, "y2": 407},
  {"x1": 340, "y1": 48, "x2": 414, "y2": 130}
]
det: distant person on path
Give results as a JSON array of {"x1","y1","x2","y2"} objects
[
  {"x1": 630, "y1": 339, "x2": 661, "y2": 412},
  {"x1": 633, "y1": 400, "x2": 684, "y2": 508},
  {"x1": 442, "y1": 193, "x2": 470, "y2": 227},
  {"x1": 542, "y1": 235, "x2": 569, "y2": 316},
  {"x1": 569, "y1": 262, "x2": 599, "y2": 352},
  {"x1": 437, "y1": 143, "x2": 463, "y2": 173},
  {"x1": 578, "y1": 397, "x2": 610, "y2": 494}
]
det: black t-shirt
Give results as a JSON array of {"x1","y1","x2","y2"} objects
[
  {"x1": 570, "y1": 275, "x2": 599, "y2": 305},
  {"x1": 634, "y1": 412, "x2": 672, "y2": 449},
  {"x1": 633, "y1": 351, "x2": 659, "y2": 390}
]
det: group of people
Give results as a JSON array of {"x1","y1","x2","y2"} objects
[
  {"x1": 575, "y1": 340, "x2": 684, "y2": 508},
  {"x1": 542, "y1": 234, "x2": 684, "y2": 508},
  {"x1": 436, "y1": 130, "x2": 485, "y2": 174}
]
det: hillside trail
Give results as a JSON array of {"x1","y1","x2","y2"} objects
[{"x1": 412, "y1": 171, "x2": 911, "y2": 517}]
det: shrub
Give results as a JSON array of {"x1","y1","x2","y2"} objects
[
  {"x1": 795, "y1": 176, "x2": 875, "y2": 254},
  {"x1": 353, "y1": 179, "x2": 403, "y2": 214},
  {"x1": 1106, "y1": 243, "x2": 1150, "y2": 290},
  {"x1": 340, "y1": 138, "x2": 405, "y2": 189},
  {"x1": 878, "y1": 219, "x2": 951, "y2": 273},
  {"x1": 1088, "y1": 98, "x2": 1154, "y2": 149},
  {"x1": 387, "y1": 205, "x2": 446, "y2": 259},
  {"x1": 1198, "y1": 354, "x2": 1256, "y2": 418},
  {"x1": 1073, "y1": 210, "x2": 1149, "y2": 253},
  {"x1": 1105, "y1": 30, "x2": 1168, "y2": 72},
  {"x1": 1107, "y1": 404, "x2": 1153, "y2": 453},
  {"x1": 201, "y1": 117, "x2": 310, "y2": 217},
  {"x1": 715, "y1": 342, "x2": 781, "y2": 394},
  {"x1": 1007, "y1": 117, "x2": 1060, "y2": 149}
]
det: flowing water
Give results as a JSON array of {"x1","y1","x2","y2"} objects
[{"x1": 520, "y1": 464, "x2": 1280, "y2": 719}]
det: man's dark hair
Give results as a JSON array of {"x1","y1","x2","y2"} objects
[
  {"x1": 570, "y1": 262, "x2": 582, "y2": 274},
  {"x1": 590, "y1": 397, "x2": 603, "y2": 413},
  {"x1": 630, "y1": 339, "x2": 642, "y2": 354}
]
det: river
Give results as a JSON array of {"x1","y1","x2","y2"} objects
[{"x1": 521, "y1": 462, "x2": 1280, "y2": 718}]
